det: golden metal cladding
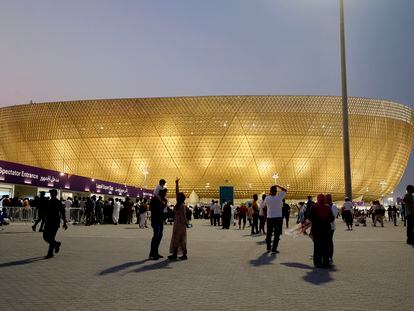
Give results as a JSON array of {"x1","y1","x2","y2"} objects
[{"x1": 0, "y1": 96, "x2": 413, "y2": 200}]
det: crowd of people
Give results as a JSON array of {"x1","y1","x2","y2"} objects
[{"x1": 1, "y1": 182, "x2": 413, "y2": 266}]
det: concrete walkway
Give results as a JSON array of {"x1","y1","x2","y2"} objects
[{"x1": 0, "y1": 219, "x2": 413, "y2": 310}]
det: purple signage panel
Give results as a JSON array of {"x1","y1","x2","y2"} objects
[{"x1": 0, "y1": 160, "x2": 153, "y2": 198}]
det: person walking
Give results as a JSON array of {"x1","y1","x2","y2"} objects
[
  {"x1": 32, "y1": 191, "x2": 48, "y2": 232},
  {"x1": 297, "y1": 202, "x2": 305, "y2": 224},
  {"x1": 308, "y1": 194, "x2": 334, "y2": 268},
  {"x1": 400, "y1": 203, "x2": 406, "y2": 227},
  {"x1": 373, "y1": 201, "x2": 384, "y2": 227},
  {"x1": 258, "y1": 194, "x2": 267, "y2": 234},
  {"x1": 263, "y1": 185, "x2": 287, "y2": 254},
  {"x1": 403, "y1": 185, "x2": 414, "y2": 245},
  {"x1": 43, "y1": 189, "x2": 67, "y2": 259},
  {"x1": 391, "y1": 205, "x2": 398, "y2": 226},
  {"x1": 247, "y1": 203, "x2": 253, "y2": 228},
  {"x1": 251, "y1": 194, "x2": 259, "y2": 234},
  {"x1": 342, "y1": 197, "x2": 354, "y2": 230},
  {"x1": 282, "y1": 199, "x2": 291, "y2": 228},
  {"x1": 149, "y1": 188, "x2": 168, "y2": 260},
  {"x1": 238, "y1": 203, "x2": 248, "y2": 230},
  {"x1": 168, "y1": 178, "x2": 188, "y2": 260},
  {"x1": 325, "y1": 194, "x2": 338, "y2": 264}
]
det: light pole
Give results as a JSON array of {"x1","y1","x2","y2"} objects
[
  {"x1": 272, "y1": 173, "x2": 279, "y2": 185},
  {"x1": 380, "y1": 180, "x2": 387, "y2": 205},
  {"x1": 142, "y1": 170, "x2": 149, "y2": 187},
  {"x1": 340, "y1": 0, "x2": 352, "y2": 200}
]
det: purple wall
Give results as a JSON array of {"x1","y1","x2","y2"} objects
[{"x1": 0, "y1": 160, "x2": 153, "y2": 198}]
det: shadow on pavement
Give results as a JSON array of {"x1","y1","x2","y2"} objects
[
  {"x1": 280, "y1": 262, "x2": 313, "y2": 269},
  {"x1": 242, "y1": 234, "x2": 264, "y2": 238},
  {"x1": 0, "y1": 257, "x2": 43, "y2": 268},
  {"x1": 99, "y1": 259, "x2": 149, "y2": 275},
  {"x1": 249, "y1": 252, "x2": 277, "y2": 267},
  {"x1": 132, "y1": 259, "x2": 175, "y2": 273},
  {"x1": 303, "y1": 268, "x2": 335, "y2": 285},
  {"x1": 0, "y1": 231, "x2": 34, "y2": 235},
  {"x1": 280, "y1": 262, "x2": 336, "y2": 285}
]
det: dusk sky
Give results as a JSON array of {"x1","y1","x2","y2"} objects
[{"x1": 0, "y1": 0, "x2": 413, "y2": 197}]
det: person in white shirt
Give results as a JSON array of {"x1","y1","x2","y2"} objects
[
  {"x1": 112, "y1": 198, "x2": 121, "y2": 225},
  {"x1": 326, "y1": 194, "x2": 338, "y2": 263},
  {"x1": 258, "y1": 194, "x2": 267, "y2": 234},
  {"x1": 230, "y1": 204, "x2": 236, "y2": 226},
  {"x1": 209, "y1": 200, "x2": 215, "y2": 226},
  {"x1": 213, "y1": 201, "x2": 221, "y2": 226},
  {"x1": 154, "y1": 179, "x2": 166, "y2": 200},
  {"x1": 372, "y1": 200, "x2": 384, "y2": 227},
  {"x1": 139, "y1": 199, "x2": 148, "y2": 229},
  {"x1": 263, "y1": 185, "x2": 287, "y2": 254},
  {"x1": 64, "y1": 198, "x2": 73, "y2": 222},
  {"x1": 342, "y1": 197, "x2": 354, "y2": 230}
]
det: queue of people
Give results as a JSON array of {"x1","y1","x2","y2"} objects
[{"x1": 29, "y1": 195, "x2": 152, "y2": 229}]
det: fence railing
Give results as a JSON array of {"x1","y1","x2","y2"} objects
[{"x1": 1, "y1": 207, "x2": 84, "y2": 223}]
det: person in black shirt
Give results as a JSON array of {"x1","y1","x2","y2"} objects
[
  {"x1": 222, "y1": 202, "x2": 232, "y2": 230},
  {"x1": 95, "y1": 196, "x2": 104, "y2": 224},
  {"x1": 149, "y1": 188, "x2": 168, "y2": 260},
  {"x1": 43, "y1": 189, "x2": 67, "y2": 259},
  {"x1": 85, "y1": 197, "x2": 94, "y2": 226},
  {"x1": 282, "y1": 199, "x2": 291, "y2": 228},
  {"x1": 305, "y1": 196, "x2": 314, "y2": 221},
  {"x1": 71, "y1": 196, "x2": 80, "y2": 223},
  {"x1": 32, "y1": 191, "x2": 48, "y2": 232}
]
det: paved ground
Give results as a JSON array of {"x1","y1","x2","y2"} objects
[{"x1": 1, "y1": 218, "x2": 413, "y2": 311}]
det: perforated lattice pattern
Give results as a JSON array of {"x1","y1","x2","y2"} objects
[{"x1": 0, "y1": 96, "x2": 413, "y2": 200}]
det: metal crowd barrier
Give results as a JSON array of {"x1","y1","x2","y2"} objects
[
  {"x1": 1, "y1": 207, "x2": 35, "y2": 222},
  {"x1": 68, "y1": 207, "x2": 83, "y2": 223},
  {"x1": 0, "y1": 207, "x2": 84, "y2": 223}
]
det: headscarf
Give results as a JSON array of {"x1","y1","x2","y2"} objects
[
  {"x1": 316, "y1": 194, "x2": 325, "y2": 206},
  {"x1": 313, "y1": 194, "x2": 332, "y2": 221},
  {"x1": 325, "y1": 194, "x2": 333, "y2": 206}
]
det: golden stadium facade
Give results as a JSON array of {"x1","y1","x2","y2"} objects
[{"x1": 0, "y1": 96, "x2": 413, "y2": 200}]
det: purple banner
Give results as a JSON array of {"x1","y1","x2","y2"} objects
[{"x1": 0, "y1": 160, "x2": 153, "y2": 198}]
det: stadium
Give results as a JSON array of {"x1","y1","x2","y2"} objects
[{"x1": 0, "y1": 95, "x2": 413, "y2": 201}]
